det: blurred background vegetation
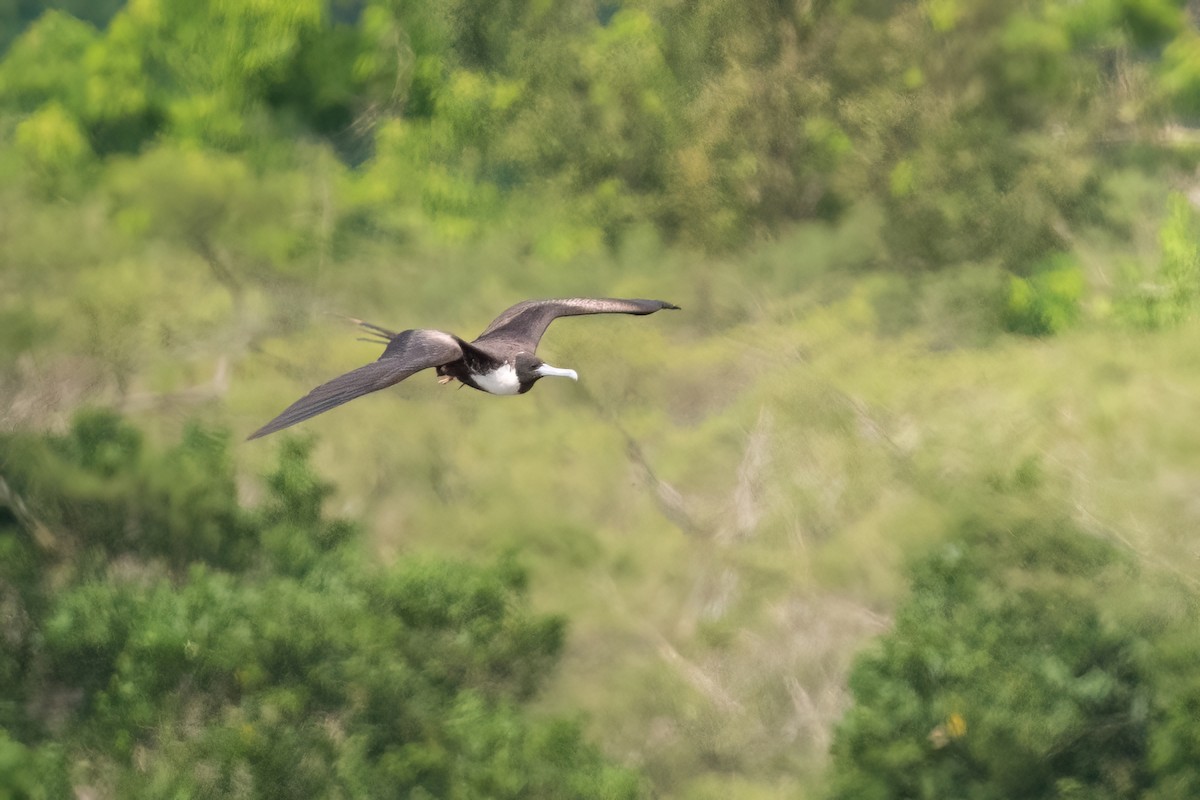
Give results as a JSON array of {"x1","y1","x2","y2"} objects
[{"x1": 3, "y1": 0, "x2": 1200, "y2": 797}]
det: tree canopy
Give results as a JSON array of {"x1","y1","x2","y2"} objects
[{"x1": 0, "y1": 412, "x2": 641, "y2": 798}]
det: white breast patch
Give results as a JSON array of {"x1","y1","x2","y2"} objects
[{"x1": 473, "y1": 363, "x2": 521, "y2": 395}]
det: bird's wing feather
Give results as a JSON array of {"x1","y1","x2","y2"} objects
[
  {"x1": 248, "y1": 329, "x2": 462, "y2": 440},
  {"x1": 473, "y1": 298, "x2": 679, "y2": 349}
]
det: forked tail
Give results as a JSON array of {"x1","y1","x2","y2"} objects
[{"x1": 329, "y1": 313, "x2": 399, "y2": 345}]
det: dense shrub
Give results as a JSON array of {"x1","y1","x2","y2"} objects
[
  {"x1": 826, "y1": 509, "x2": 1200, "y2": 799},
  {"x1": 0, "y1": 412, "x2": 641, "y2": 798}
]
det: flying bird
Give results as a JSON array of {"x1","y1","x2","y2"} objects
[{"x1": 248, "y1": 297, "x2": 680, "y2": 440}]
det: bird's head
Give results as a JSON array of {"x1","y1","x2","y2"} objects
[{"x1": 515, "y1": 352, "x2": 578, "y2": 393}]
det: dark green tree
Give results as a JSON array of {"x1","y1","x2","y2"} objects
[
  {"x1": 827, "y1": 513, "x2": 1151, "y2": 799},
  {"x1": 0, "y1": 411, "x2": 642, "y2": 798}
]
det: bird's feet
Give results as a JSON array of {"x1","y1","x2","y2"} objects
[{"x1": 438, "y1": 375, "x2": 455, "y2": 385}]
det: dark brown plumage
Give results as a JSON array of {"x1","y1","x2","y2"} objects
[{"x1": 248, "y1": 297, "x2": 679, "y2": 440}]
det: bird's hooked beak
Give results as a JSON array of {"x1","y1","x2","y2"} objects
[{"x1": 535, "y1": 363, "x2": 579, "y2": 381}]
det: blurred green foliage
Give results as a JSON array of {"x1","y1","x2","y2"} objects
[
  {"x1": 829, "y1": 512, "x2": 1143, "y2": 798},
  {"x1": 0, "y1": 0, "x2": 1194, "y2": 264},
  {"x1": 5, "y1": 0, "x2": 1200, "y2": 797},
  {"x1": 828, "y1": 503, "x2": 1200, "y2": 799},
  {"x1": 1004, "y1": 253, "x2": 1085, "y2": 336},
  {"x1": 0, "y1": 412, "x2": 640, "y2": 798},
  {"x1": 1116, "y1": 192, "x2": 1200, "y2": 329},
  {"x1": 2, "y1": 0, "x2": 1200, "y2": 356}
]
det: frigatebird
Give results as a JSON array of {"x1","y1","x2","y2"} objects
[{"x1": 248, "y1": 297, "x2": 679, "y2": 440}]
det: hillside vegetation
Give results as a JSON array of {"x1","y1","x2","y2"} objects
[{"x1": 4, "y1": 1, "x2": 1200, "y2": 797}]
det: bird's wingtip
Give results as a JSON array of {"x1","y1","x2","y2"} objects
[{"x1": 245, "y1": 422, "x2": 280, "y2": 441}]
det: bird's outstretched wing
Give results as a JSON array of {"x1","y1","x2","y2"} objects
[
  {"x1": 248, "y1": 329, "x2": 463, "y2": 440},
  {"x1": 473, "y1": 298, "x2": 679, "y2": 350}
]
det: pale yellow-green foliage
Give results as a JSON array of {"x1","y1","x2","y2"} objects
[
  {"x1": 13, "y1": 101, "x2": 92, "y2": 192},
  {"x1": 6, "y1": 158, "x2": 1200, "y2": 794},
  {"x1": 10, "y1": 185, "x2": 1200, "y2": 796},
  {"x1": 166, "y1": 224, "x2": 1193, "y2": 797}
]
